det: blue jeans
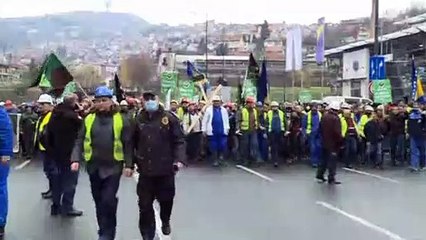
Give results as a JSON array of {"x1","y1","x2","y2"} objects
[
  {"x1": 257, "y1": 131, "x2": 268, "y2": 162},
  {"x1": 208, "y1": 135, "x2": 227, "y2": 155},
  {"x1": 410, "y1": 138, "x2": 425, "y2": 169},
  {"x1": 0, "y1": 163, "x2": 9, "y2": 227},
  {"x1": 240, "y1": 131, "x2": 259, "y2": 164},
  {"x1": 367, "y1": 142, "x2": 382, "y2": 166},
  {"x1": 309, "y1": 134, "x2": 322, "y2": 166},
  {"x1": 390, "y1": 134, "x2": 405, "y2": 164},
  {"x1": 344, "y1": 136, "x2": 358, "y2": 166}
]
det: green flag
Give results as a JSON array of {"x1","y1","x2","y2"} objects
[{"x1": 31, "y1": 53, "x2": 73, "y2": 96}]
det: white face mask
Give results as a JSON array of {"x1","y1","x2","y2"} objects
[{"x1": 144, "y1": 100, "x2": 159, "y2": 112}]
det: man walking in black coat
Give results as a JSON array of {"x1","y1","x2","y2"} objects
[
  {"x1": 46, "y1": 94, "x2": 83, "y2": 216},
  {"x1": 133, "y1": 91, "x2": 185, "y2": 240}
]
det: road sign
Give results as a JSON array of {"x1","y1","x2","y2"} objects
[{"x1": 369, "y1": 56, "x2": 386, "y2": 80}]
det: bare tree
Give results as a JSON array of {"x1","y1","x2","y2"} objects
[
  {"x1": 120, "y1": 53, "x2": 154, "y2": 89},
  {"x1": 72, "y1": 65, "x2": 104, "y2": 89}
]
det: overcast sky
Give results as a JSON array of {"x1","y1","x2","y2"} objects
[{"x1": 0, "y1": 0, "x2": 423, "y2": 25}]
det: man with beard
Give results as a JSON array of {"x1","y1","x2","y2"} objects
[
  {"x1": 132, "y1": 91, "x2": 185, "y2": 240},
  {"x1": 71, "y1": 86, "x2": 134, "y2": 240},
  {"x1": 45, "y1": 93, "x2": 83, "y2": 216}
]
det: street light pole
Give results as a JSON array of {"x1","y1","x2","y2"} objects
[{"x1": 373, "y1": 0, "x2": 380, "y2": 55}]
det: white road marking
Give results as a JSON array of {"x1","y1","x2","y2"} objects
[
  {"x1": 235, "y1": 165, "x2": 274, "y2": 182},
  {"x1": 342, "y1": 167, "x2": 400, "y2": 184},
  {"x1": 14, "y1": 160, "x2": 31, "y2": 170},
  {"x1": 316, "y1": 201, "x2": 406, "y2": 240},
  {"x1": 133, "y1": 173, "x2": 168, "y2": 240}
]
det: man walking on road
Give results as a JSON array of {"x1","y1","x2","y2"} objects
[
  {"x1": 0, "y1": 105, "x2": 13, "y2": 239},
  {"x1": 133, "y1": 91, "x2": 185, "y2": 240},
  {"x1": 34, "y1": 94, "x2": 55, "y2": 199},
  {"x1": 316, "y1": 102, "x2": 343, "y2": 184},
  {"x1": 45, "y1": 93, "x2": 83, "y2": 217},
  {"x1": 71, "y1": 86, "x2": 134, "y2": 240}
]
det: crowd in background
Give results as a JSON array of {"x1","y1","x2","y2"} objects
[{"x1": 2, "y1": 94, "x2": 425, "y2": 172}]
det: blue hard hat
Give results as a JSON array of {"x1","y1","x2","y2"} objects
[{"x1": 94, "y1": 86, "x2": 113, "y2": 98}]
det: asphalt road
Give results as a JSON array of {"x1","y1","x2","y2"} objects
[{"x1": 5, "y1": 159, "x2": 426, "y2": 240}]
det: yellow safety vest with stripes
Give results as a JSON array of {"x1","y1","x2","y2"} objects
[
  {"x1": 83, "y1": 113, "x2": 124, "y2": 162},
  {"x1": 306, "y1": 111, "x2": 322, "y2": 135},
  {"x1": 241, "y1": 108, "x2": 258, "y2": 130},
  {"x1": 267, "y1": 110, "x2": 285, "y2": 132},
  {"x1": 340, "y1": 116, "x2": 359, "y2": 137},
  {"x1": 34, "y1": 111, "x2": 52, "y2": 151}
]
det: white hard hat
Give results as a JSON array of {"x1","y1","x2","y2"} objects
[
  {"x1": 341, "y1": 102, "x2": 351, "y2": 109},
  {"x1": 329, "y1": 101, "x2": 341, "y2": 111},
  {"x1": 365, "y1": 105, "x2": 374, "y2": 111},
  {"x1": 212, "y1": 95, "x2": 221, "y2": 101},
  {"x1": 120, "y1": 100, "x2": 128, "y2": 106},
  {"x1": 37, "y1": 94, "x2": 53, "y2": 104},
  {"x1": 377, "y1": 104, "x2": 384, "y2": 110},
  {"x1": 270, "y1": 101, "x2": 279, "y2": 107},
  {"x1": 0, "y1": 102, "x2": 4, "y2": 107}
]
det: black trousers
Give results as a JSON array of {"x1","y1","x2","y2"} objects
[
  {"x1": 186, "y1": 132, "x2": 202, "y2": 161},
  {"x1": 316, "y1": 149, "x2": 338, "y2": 182},
  {"x1": 89, "y1": 171, "x2": 121, "y2": 239},
  {"x1": 51, "y1": 164, "x2": 78, "y2": 212},
  {"x1": 137, "y1": 175, "x2": 175, "y2": 240}
]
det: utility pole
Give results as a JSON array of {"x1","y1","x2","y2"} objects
[{"x1": 373, "y1": 0, "x2": 380, "y2": 55}]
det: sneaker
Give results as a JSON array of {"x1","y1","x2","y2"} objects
[
  {"x1": 316, "y1": 176, "x2": 327, "y2": 183},
  {"x1": 41, "y1": 190, "x2": 52, "y2": 199},
  {"x1": 63, "y1": 208, "x2": 83, "y2": 217}
]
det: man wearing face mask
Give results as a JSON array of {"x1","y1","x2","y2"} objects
[
  {"x1": 45, "y1": 93, "x2": 83, "y2": 217},
  {"x1": 71, "y1": 86, "x2": 134, "y2": 240},
  {"x1": 133, "y1": 91, "x2": 185, "y2": 240}
]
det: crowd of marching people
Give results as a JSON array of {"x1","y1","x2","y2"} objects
[
  {"x1": 1, "y1": 86, "x2": 426, "y2": 239},
  {"x1": 2, "y1": 91, "x2": 426, "y2": 172}
]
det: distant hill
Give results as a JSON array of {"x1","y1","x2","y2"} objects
[{"x1": 0, "y1": 11, "x2": 151, "y2": 50}]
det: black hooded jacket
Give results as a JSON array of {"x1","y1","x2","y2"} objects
[{"x1": 46, "y1": 103, "x2": 82, "y2": 166}]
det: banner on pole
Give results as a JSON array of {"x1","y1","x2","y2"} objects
[
  {"x1": 373, "y1": 79, "x2": 392, "y2": 103},
  {"x1": 298, "y1": 89, "x2": 312, "y2": 103},
  {"x1": 179, "y1": 80, "x2": 195, "y2": 99},
  {"x1": 160, "y1": 71, "x2": 178, "y2": 93}
]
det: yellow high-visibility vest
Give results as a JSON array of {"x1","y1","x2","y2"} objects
[
  {"x1": 267, "y1": 110, "x2": 285, "y2": 132},
  {"x1": 241, "y1": 108, "x2": 258, "y2": 131},
  {"x1": 83, "y1": 113, "x2": 124, "y2": 162},
  {"x1": 307, "y1": 111, "x2": 322, "y2": 135},
  {"x1": 34, "y1": 111, "x2": 52, "y2": 151},
  {"x1": 341, "y1": 116, "x2": 359, "y2": 137},
  {"x1": 177, "y1": 107, "x2": 184, "y2": 120},
  {"x1": 358, "y1": 114, "x2": 372, "y2": 138}
]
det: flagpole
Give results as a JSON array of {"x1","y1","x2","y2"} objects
[
  {"x1": 321, "y1": 64, "x2": 325, "y2": 98},
  {"x1": 75, "y1": 82, "x2": 89, "y2": 98},
  {"x1": 292, "y1": 70, "x2": 296, "y2": 101}
]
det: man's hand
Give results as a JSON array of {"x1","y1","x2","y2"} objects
[
  {"x1": 0, "y1": 156, "x2": 10, "y2": 164},
  {"x1": 123, "y1": 168, "x2": 133, "y2": 177},
  {"x1": 70, "y1": 162, "x2": 80, "y2": 172}
]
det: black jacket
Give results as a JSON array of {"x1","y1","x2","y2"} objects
[
  {"x1": 46, "y1": 103, "x2": 82, "y2": 165},
  {"x1": 364, "y1": 120, "x2": 383, "y2": 144},
  {"x1": 133, "y1": 108, "x2": 185, "y2": 176}
]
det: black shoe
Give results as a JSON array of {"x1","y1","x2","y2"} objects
[
  {"x1": 273, "y1": 162, "x2": 279, "y2": 168},
  {"x1": 328, "y1": 180, "x2": 342, "y2": 185},
  {"x1": 41, "y1": 190, "x2": 52, "y2": 199},
  {"x1": 63, "y1": 209, "x2": 83, "y2": 217},
  {"x1": 345, "y1": 164, "x2": 353, "y2": 169},
  {"x1": 316, "y1": 176, "x2": 327, "y2": 183},
  {"x1": 51, "y1": 205, "x2": 60, "y2": 216},
  {"x1": 0, "y1": 226, "x2": 4, "y2": 239},
  {"x1": 161, "y1": 223, "x2": 171, "y2": 235}
]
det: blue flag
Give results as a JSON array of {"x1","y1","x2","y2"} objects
[
  {"x1": 412, "y1": 56, "x2": 425, "y2": 103},
  {"x1": 316, "y1": 17, "x2": 325, "y2": 65},
  {"x1": 257, "y1": 60, "x2": 268, "y2": 103}
]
